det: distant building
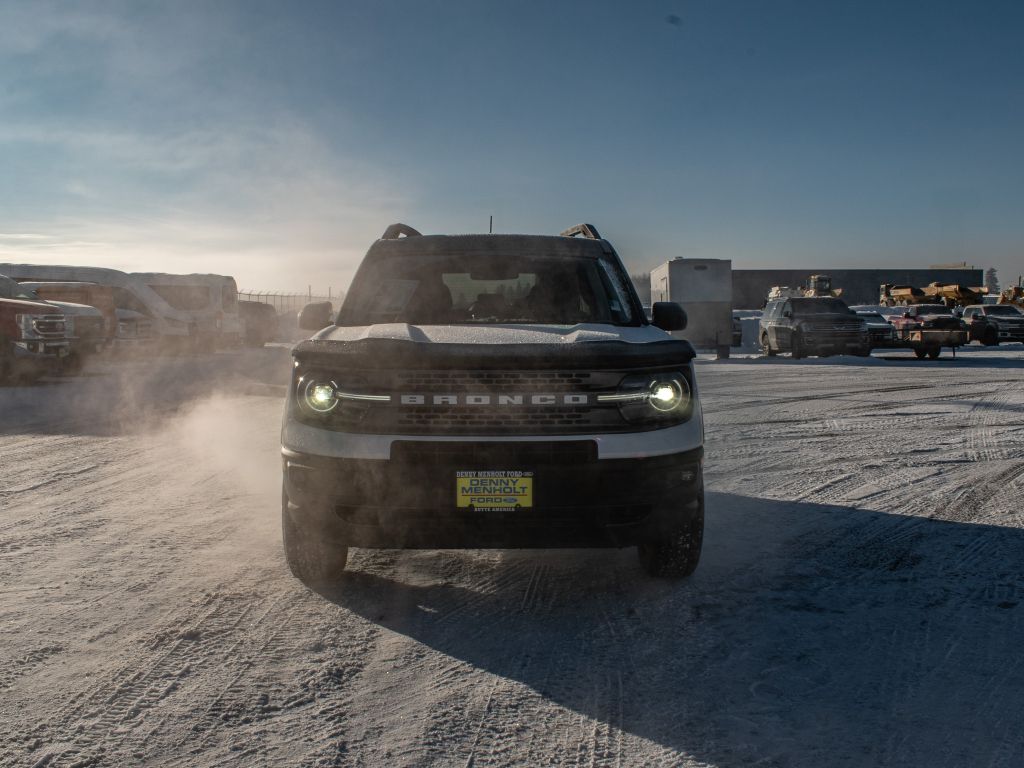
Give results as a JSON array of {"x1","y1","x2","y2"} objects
[{"x1": 731, "y1": 268, "x2": 984, "y2": 309}]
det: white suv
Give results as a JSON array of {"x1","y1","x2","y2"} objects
[{"x1": 280, "y1": 224, "x2": 704, "y2": 582}]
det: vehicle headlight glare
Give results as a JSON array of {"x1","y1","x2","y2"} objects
[
  {"x1": 650, "y1": 380, "x2": 683, "y2": 412},
  {"x1": 301, "y1": 378, "x2": 339, "y2": 413},
  {"x1": 600, "y1": 371, "x2": 691, "y2": 423}
]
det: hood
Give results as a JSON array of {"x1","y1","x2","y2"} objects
[
  {"x1": 115, "y1": 308, "x2": 148, "y2": 321},
  {"x1": 41, "y1": 300, "x2": 103, "y2": 317},
  {"x1": 312, "y1": 323, "x2": 671, "y2": 345},
  {"x1": 0, "y1": 296, "x2": 59, "y2": 313},
  {"x1": 295, "y1": 323, "x2": 695, "y2": 370}
]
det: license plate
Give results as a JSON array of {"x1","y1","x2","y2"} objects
[{"x1": 456, "y1": 471, "x2": 533, "y2": 511}]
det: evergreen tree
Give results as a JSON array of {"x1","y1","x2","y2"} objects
[{"x1": 985, "y1": 267, "x2": 1000, "y2": 294}]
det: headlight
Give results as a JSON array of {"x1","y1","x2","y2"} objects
[
  {"x1": 598, "y1": 372, "x2": 692, "y2": 424},
  {"x1": 299, "y1": 376, "x2": 340, "y2": 414},
  {"x1": 649, "y1": 378, "x2": 685, "y2": 412},
  {"x1": 294, "y1": 369, "x2": 390, "y2": 420}
]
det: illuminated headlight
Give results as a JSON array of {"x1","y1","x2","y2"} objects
[
  {"x1": 300, "y1": 377, "x2": 340, "y2": 414},
  {"x1": 294, "y1": 369, "x2": 391, "y2": 420},
  {"x1": 649, "y1": 379, "x2": 685, "y2": 412},
  {"x1": 598, "y1": 372, "x2": 692, "y2": 424}
]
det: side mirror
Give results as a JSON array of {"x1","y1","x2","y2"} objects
[
  {"x1": 651, "y1": 301, "x2": 687, "y2": 331},
  {"x1": 298, "y1": 301, "x2": 334, "y2": 331},
  {"x1": 782, "y1": 309, "x2": 792, "y2": 318}
]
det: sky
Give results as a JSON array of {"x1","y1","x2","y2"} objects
[{"x1": 1, "y1": 0, "x2": 1022, "y2": 294}]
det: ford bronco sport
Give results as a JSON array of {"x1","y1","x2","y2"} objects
[{"x1": 281, "y1": 224, "x2": 704, "y2": 582}]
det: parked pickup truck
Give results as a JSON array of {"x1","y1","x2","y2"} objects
[
  {"x1": 962, "y1": 304, "x2": 1024, "y2": 346},
  {"x1": 0, "y1": 275, "x2": 98, "y2": 374},
  {"x1": 889, "y1": 304, "x2": 968, "y2": 359},
  {"x1": 0, "y1": 296, "x2": 69, "y2": 383}
]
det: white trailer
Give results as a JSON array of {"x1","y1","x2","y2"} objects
[{"x1": 650, "y1": 258, "x2": 733, "y2": 354}]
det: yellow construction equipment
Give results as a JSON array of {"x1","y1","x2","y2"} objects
[
  {"x1": 766, "y1": 274, "x2": 842, "y2": 303},
  {"x1": 879, "y1": 282, "x2": 987, "y2": 308},
  {"x1": 997, "y1": 286, "x2": 1024, "y2": 308}
]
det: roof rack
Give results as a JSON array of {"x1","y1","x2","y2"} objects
[
  {"x1": 560, "y1": 223, "x2": 602, "y2": 240},
  {"x1": 381, "y1": 223, "x2": 422, "y2": 239}
]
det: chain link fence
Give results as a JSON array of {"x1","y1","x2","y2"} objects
[
  {"x1": 237, "y1": 289, "x2": 337, "y2": 314},
  {"x1": 238, "y1": 289, "x2": 343, "y2": 342}
]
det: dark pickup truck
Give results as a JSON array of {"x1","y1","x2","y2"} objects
[{"x1": 962, "y1": 304, "x2": 1024, "y2": 346}]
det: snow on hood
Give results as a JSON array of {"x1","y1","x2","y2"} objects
[{"x1": 312, "y1": 323, "x2": 673, "y2": 345}]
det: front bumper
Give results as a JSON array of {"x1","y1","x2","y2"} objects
[
  {"x1": 283, "y1": 442, "x2": 703, "y2": 549},
  {"x1": 997, "y1": 327, "x2": 1024, "y2": 341},
  {"x1": 802, "y1": 334, "x2": 869, "y2": 353},
  {"x1": 12, "y1": 340, "x2": 69, "y2": 376}
]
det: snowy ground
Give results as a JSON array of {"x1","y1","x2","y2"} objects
[{"x1": 2, "y1": 346, "x2": 1023, "y2": 767}]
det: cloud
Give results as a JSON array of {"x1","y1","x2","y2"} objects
[{"x1": 0, "y1": 3, "x2": 410, "y2": 292}]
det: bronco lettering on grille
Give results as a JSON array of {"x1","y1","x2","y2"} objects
[{"x1": 399, "y1": 393, "x2": 590, "y2": 406}]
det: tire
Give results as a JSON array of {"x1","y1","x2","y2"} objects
[
  {"x1": 854, "y1": 345, "x2": 871, "y2": 357},
  {"x1": 0, "y1": 338, "x2": 12, "y2": 385},
  {"x1": 761, "y1": 334, "x2": 776, "y2": 357},
  {"x1": 791, "y1": 333, "x2": 805, "y2": 360},
  {"x1": 637, "y1": 478, "x2": 704, "y2": 578},
  {"x1": 913, "y1": 348, "x2": 928, "y2": 359},
  {"x1": 61, "y1": 351, "x2": 84, "y2": 376},
  {"x1": 927, "y1": 347, "x2": 941, "y2": 360},
  {"x1": 282, "y1": 486, "x2": 348, "y2": 585},
  {"x1": 983, "y1": 328, "x2": 999, "y2": 347}
]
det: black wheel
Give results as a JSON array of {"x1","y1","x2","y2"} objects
[
  {"x1": 638, "y1": 478, "x2": 704, "y2": 578},
  {"x1": 282, "y1": 486, "x2": 348, "y2": 585},
  {"x1": 983, "y1": 328, "x2": 999, "y2": 347},
  {"x1": 927, "y1": 347, "x2": 941, "y2": 360},
  {"x1": 913, "y1": 348, "x2": 928, "y2": 359},
  {"x1": 61, "y1": 351, "x2": 84, "y2": 376},
  {"x1": 761, "y1": 333, "x2": 776, "y2": 357},
  {"x1": 791, "y1": 333, "x2": 805, "y2": 360},
  {"x1": 854, "y1": 344, "x2": 872, "y2": 357},
  {"x1": 0, "y1": 338, "x2": 12, "y2": 384}
]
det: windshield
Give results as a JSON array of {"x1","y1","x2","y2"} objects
[
  {"x1": 791, "y1": 298, "x2": 850, "y2": 315},
  {"x1": 338, "y1": 253, "x2": 638, "y2": 326},
  {"x1": 986, "y1": 305, "x2": 1022, "y2": 316},
  {"x1": 915, "y1": 305, "x2": 952, "y2": 315},
  {"x1": 0, "y1": 275, "x2": 42, "y2": 302}
]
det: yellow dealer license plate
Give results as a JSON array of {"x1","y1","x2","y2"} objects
[{"x1": 456, "y1": 471, "x2": 534, "y2": 511}]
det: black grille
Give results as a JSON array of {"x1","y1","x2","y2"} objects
[
  {"x1": 33, "y1": 315, "x2": 66, "y2": 338},
  {"x1": 396, "y1": 405, "x2": 589, "y2": 431},
  {"x1": 396, "y1": 371, "x2": 592, "y2": 391},
  {"x1": 299, "y1": 367, "x2": 692, "y2": 436}
]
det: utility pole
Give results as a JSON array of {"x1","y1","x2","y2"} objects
[{"x1": 489, "y1": 215, "x2": 493, "y2": 234}]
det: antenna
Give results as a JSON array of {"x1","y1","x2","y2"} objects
[{"x1": 489, "y1": 215, "x2": 493, "y2": 234}]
